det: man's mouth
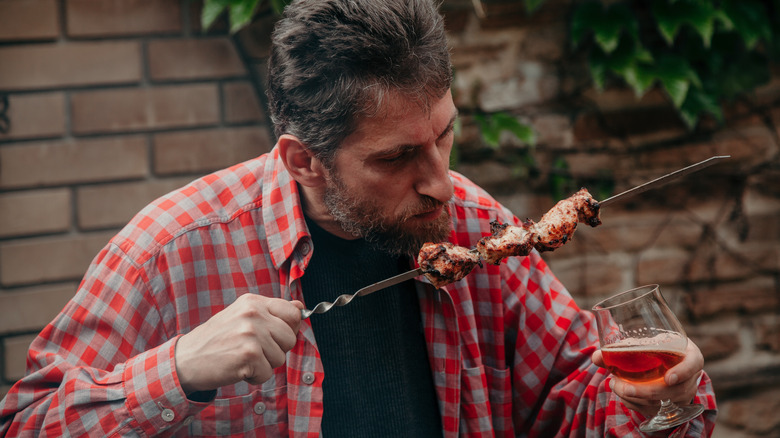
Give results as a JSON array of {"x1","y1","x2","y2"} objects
[{"x1": 412, "y1": 204, "x2": 444, "y2": 221}]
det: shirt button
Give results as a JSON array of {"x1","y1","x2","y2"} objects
[
  {"x1": 300, "y1": 241, "x2": 311, "y2": 255},
  {"x1": 302, "y1": 372, "x2": 315, "y2": 385},
  {"x1": 254, "y1": 402, "x2": 266, "y2": 415},
  {"x1": 183, "y1": 416, "x2": 194, "y2": 426},
  {"x1": 161, "y1": 408, "x2": 175, "y2": 422}
]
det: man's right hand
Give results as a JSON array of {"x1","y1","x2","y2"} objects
[{"x1": 174, "y1": 294, "x2": 304, "y2": 394}]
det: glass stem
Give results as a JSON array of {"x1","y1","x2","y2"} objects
[{"x1": 657, "y1": 399, "x2": 683, "y2": 419}]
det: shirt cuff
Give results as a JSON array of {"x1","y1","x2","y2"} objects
[{"x1": 123, "y1": 335, "x2": 214, "y2": 436}]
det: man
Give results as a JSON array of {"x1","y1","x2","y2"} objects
[{"x1": 1, "y1": 0, "x2": 716, "y2": 436}]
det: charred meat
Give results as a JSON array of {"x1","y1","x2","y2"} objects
[
  {"x1": 477, "y1": 188, "x2": 602, "y2": 264},
  {"x1": 418, "y1": 242, "x2": 482, "y2": 289},
  {"x1": 475, "y1": 220, "x2": 534, "y2": 265},
  {"x1": 418, "y1": 188, "x2": 602, "y2": 286},
  {"x1": 532, "y1": 187, "x2": 601, "y2": 252}
]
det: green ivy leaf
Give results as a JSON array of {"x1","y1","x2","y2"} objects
[
  {"x1": 679, "y1": 87, "x2": 723, "y2": 128},
  {"x1": 652, "y1": 0, "x2": 720, "y2": 48},
  {"x1": 621, "y1": 63, "x2": 657, "y2": 98},
  {"x1": 721, "y1": 0, "x2": 771, "y2": 49},
  {"x1": 571, "y1": 2, "x2": 638, "y2": 54},
  {"x1": 228, "y1": 0, "x2": 260, "y2": 33},
  {"x1": 654, "y1": 54, "x2": 701, "y2": 108},
  {"x1": 587, "y1": 50, "x2": 608, "y2": 91},
  {"x1": 474, "y1": 112, "x2": 535, "y2": 149},
  {"x1": 571, "y1": 2, "x2": 601, "y2": 48},
  {"x1": 664, "y1": 77, "x2": 691, "y2": 108},
  {"x1": 492, "y1": 113, "x2": 536, "y2": 146},
  {"x1": 474, "y1": 114, "x2": 499, "y2": 148},
  {"x1": 201, "y1": 0, "x2": 230, "y2": 31},
  {"x1": 588, "y1": 36, "x2": 655, "y2": 96}
]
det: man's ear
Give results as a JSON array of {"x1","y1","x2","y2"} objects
[{"x1": 277, "y1": 134, "x2": 328, "y2": 187}]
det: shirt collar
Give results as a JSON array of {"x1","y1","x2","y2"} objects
[{"x1": 262, "y1": 146, "x2": 311, "y2": 270}]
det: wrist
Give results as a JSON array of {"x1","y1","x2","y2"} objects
[{"x1": 173, "y1": 333, "x2": 202, "y2": 395}]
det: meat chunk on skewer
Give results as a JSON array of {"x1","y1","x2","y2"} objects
[
  {"x1": 417, "y1": 188, "x2": 602, "y2": 287},
  {"x1": 532, "y1": 187, "x2": 601, "y2": 252},
  {"x1": 476, "y1": 188, "x2": 601, "y2": 264},
  {"x1": 418, "y1": 242, "x2": 482, "y2": 289},
  {"x1": 475, "y1": 220, "x2": 534, "y2": 265}
]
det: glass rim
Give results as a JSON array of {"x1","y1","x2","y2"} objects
[{"x1": 591, "y1": 284, "x2": 660, "y2": 311}]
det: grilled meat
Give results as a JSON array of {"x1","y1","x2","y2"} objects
[
  {"x1": 418, "y1": 242, "x2": 482, "y2": 289},
  {"x1": 531, "y1": 187, "x2": 601, "y2": 252},
  {"x1": 475, "y1": 219, "x2": 535, "y2": 265},
  {"x1": 418, "y1": 188, "x2": 602, "y2": 286}
]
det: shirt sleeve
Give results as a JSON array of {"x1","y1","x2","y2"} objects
[
  {"x1": 503, "y1": 251, "x2": 717, "y2": 437},
  {"x1": 0, "y1": 243, "x2": 213, "y2": 437}
]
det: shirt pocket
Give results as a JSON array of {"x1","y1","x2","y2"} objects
[
  {"x1": 185, "y1": 385, "x2": 288, "y2": 437},
  {"x1": 460, "y1": 365, "x2": 513, "y2": 438}
]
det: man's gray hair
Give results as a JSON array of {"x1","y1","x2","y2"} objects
[{"x1": 267, "y1": 0, "x2": 452, "y2": 166}]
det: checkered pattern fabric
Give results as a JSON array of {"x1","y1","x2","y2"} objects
[{"x1": 0, "y1": 147, "x2": 717, "y2": 437}]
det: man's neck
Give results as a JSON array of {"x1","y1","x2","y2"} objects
[{"x1": 297, "y1": 183, "x2": 358, "y2": 240}]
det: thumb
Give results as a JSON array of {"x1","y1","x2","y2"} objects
[
  {"x1": 591, "y1": 349, "x2": 605, "y2": 368},
  {"x1": 267, "y1": 299, "x2": 304, "y2": 329}
]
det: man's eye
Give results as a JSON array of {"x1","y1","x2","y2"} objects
[
  {"x1": 380, "y1": 148, "x2": 414, "y2": 163},
  {"x1": 381, "y1": 154, "x2": 404, "y2": 163}
]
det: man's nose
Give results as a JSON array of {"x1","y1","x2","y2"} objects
[{"x1": 415, "y1": 144, "x2": 454, "y2": 204}]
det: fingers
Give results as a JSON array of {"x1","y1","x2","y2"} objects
[
  {"x1": 245, "y1": 296, "x2": 302, "y2": 380},
  {"x1": 664, "y1": 339, "x2": 704, "y2": 386},
  {"x1": 610, "y1": 370, "x2": 701, "y2": 406},
  {"x1": 608, "y1": 379, "x2": 660, "y2": 418},
  {"x1": 267, "y1": 298, "x2": 304, "y2": 332},
  {"x1": 237, "y1": 352, "x2": 273, "y2": 385},
  {"x1": 265, "y1": 314, "x2": 299, "y2": 354}
]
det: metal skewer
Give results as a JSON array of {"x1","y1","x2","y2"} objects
[
  {"x1": 300, "y1": 268, "x2": 425, "y2": 319},
  {"x1": 599, "y1": 155, "x2": 730, "y2": 207},
  {"x1": 300, "y1": 155, "x2": 730, "y2": 319}
]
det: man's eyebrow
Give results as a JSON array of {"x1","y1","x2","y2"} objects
[
  {"x1": 438, "y1": 110, "x2": 459, "y2": 140},
  {"x1": 368, "y1": 110, "x2": 459, "y2": 159}
]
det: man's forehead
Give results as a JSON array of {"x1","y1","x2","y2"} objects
[{"x1": 354, "y1": 90, "x2": 454, "y2": 136}]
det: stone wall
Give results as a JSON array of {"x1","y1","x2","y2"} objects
[{"x1": 1, "y1": 1, "x2": 778, "y2": 436}]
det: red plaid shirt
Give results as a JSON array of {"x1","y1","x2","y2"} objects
[{"x1": 0, "y1": 147, "x2": 716, "y2": 437}]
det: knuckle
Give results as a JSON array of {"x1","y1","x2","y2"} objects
[
  {"x1": 236, "y1": 363, "x2": 256, "y2": 382},
  {"x1": 268, "y1": 354, "x2": 286, "y2": 369},
  {"x1": 235, "y1": 320, "x2": 259, "y2": 338},
  {"x1": 280, "y1": 334, "x2": 297, "y2": 352}
]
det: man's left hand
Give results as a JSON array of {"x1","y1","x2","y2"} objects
[{"x1": 591, "y1": 339, "x2": 704, "y2": 419}]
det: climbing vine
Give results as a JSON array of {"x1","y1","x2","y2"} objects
[{"x1": 568, "y1": 0, "x2": 776, "y2": 128}]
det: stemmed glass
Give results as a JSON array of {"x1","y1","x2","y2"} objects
[{"x1": 591, "y1": 284, "x2": 705, "y2": 433}]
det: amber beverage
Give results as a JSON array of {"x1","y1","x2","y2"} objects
[{"x1": 601, "y1": 346, "x2": 684, "y2": 383}]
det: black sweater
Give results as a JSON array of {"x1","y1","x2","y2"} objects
[{"x1": 300, "y1": 218, "x2": 442, "y2": 437}]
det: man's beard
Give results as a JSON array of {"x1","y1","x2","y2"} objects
[{"x1": 322, "y1": 172, "x2": 452, "y2": 257}]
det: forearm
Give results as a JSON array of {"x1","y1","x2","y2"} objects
[{"x1": 1, "y1": 337, "x2": 213, "y2": 437}]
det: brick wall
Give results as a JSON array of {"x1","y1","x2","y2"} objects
[
  {"x1": 0, "y1": 0, "x2": 272, "y2": 396},
  {"x1": 1, "y1": 1, "x2": 779, "y2": 436}
]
